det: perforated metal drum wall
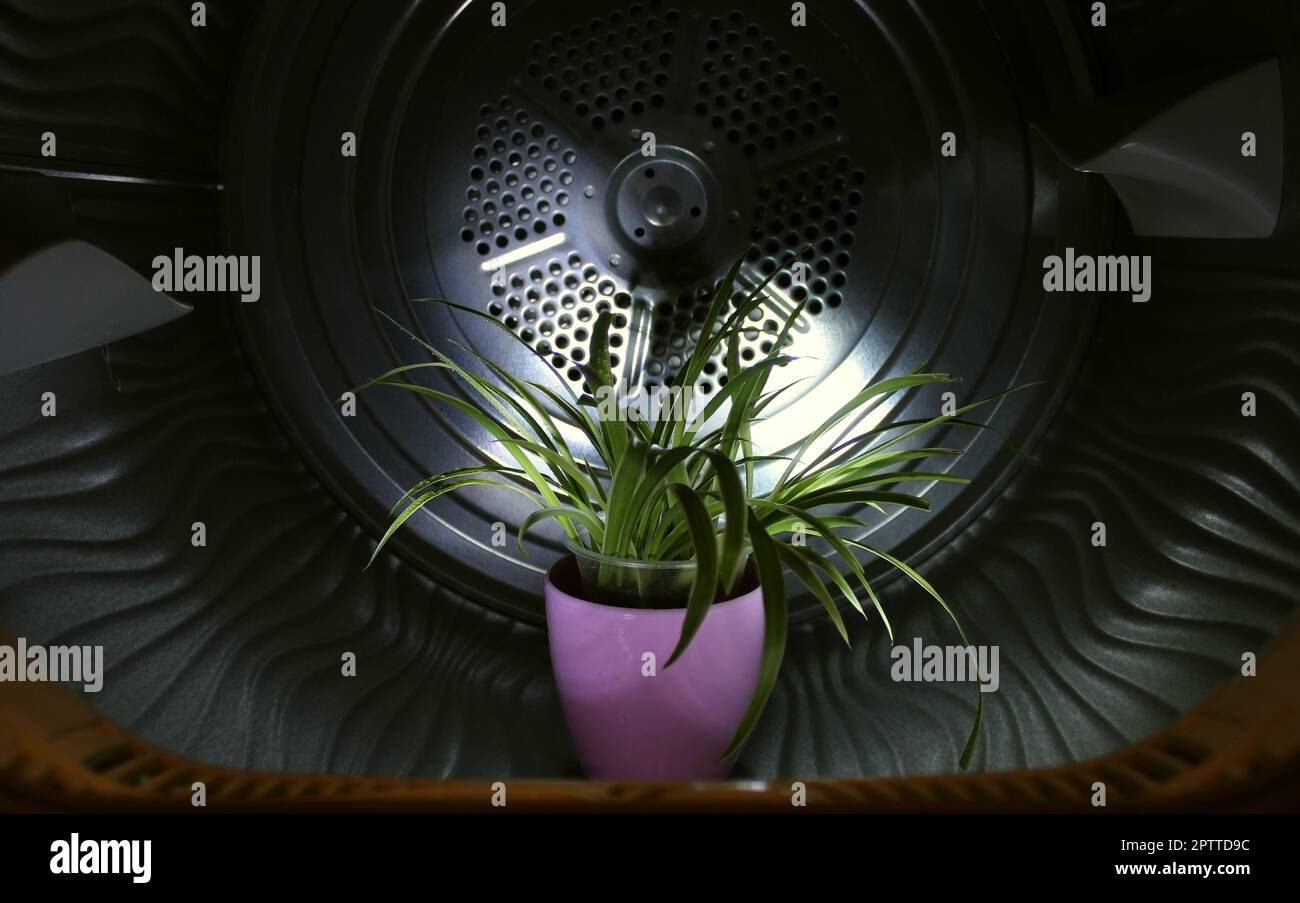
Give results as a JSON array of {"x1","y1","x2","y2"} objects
[{"x1": 232, "y1": 0, "x2": 1108, "y2": 614}]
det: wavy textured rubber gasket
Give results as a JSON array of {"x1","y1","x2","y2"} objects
[
  {"x1": 2, "y1": 611, "x2": 1297, "y2": 810},
  {"x1": 0, "y1": 254, "x2": 1294, "y2": 778}
]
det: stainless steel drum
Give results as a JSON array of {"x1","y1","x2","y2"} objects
[{"x1": 230, "y1": 0, "x2": 1108, "y2": 620}]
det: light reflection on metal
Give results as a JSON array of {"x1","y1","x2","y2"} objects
[{"x1": 479, "y1": 232, "x2": 568, "y2": 272}]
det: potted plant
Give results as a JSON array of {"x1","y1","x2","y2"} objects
[{"x1": 356, "y1": 258, "x2": 1006, "y2": 780}]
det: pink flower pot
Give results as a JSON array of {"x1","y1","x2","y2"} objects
[{"x1": 544, "y1": 555, "x2": 765, "y2": 781}]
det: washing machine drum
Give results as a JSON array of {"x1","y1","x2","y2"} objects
[{"x1": 0, "y1": 0, "x2": 1295, "y2": 779}]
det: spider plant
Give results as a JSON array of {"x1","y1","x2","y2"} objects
[{"x1": 354, "y1": 254, "x2": 1021, "y2": 769}]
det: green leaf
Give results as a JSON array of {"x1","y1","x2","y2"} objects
[
  {"x1": 607, "y1": 446, "x2": 697, "y2": 555},
  {"x1": 681, "y1": 355, "x2": 796, "y2": 445},
  {"x1": 720, "y1": 246, "x2": 811, "y2": 338},
  {"x1": 788, "y1": 537, "x2": 866, "y2": 621},
  {"x1": 787, "y1": 447, "x2": 962, "y2": 497},
  {"x1": 389, "y1": 463, "x2": 537, "y2": 516},
  {"x1": 844, "y1": 538, "x2": 982, "y2": 770},
  {"x1": 694, "y1": 448, "x2": 748, "y2": 596},
  {"x1": 404, "y1": 300, "x2": 582, "y2": 402},
  {"x1": 369, "y1": 476, "x2": 533, "y2": 568},
  {"x1": 759, "y1": 501, "x2": 891, "y2": 638},
  {"x1": 527, "y1": 381, "x2": 613, "y2": 465},
  {"x1": 776, "y1": 542, "x2": 849, "y2": 646},
  {"x1": 664, "y1": 484, "x2": 722, "y2": 668},
  {"x1": 589, "y1": 311, "x2": 615, "y2": 392},
  {"x1": 720, "y1": 508, "x2": 788, "y2": 760},
  {"x1": 783, "y1": 489, "x2": 932, "y2": 513},
  {"x1": 775, "y1": 372, "x2": 957, "y2": 492},
  {"x1": 518, "y1": 505, "x2": 607, "y2": 552},
  {"x1": 602, "y1": 439, "x2": 649, "y2": 557},
  {"x1": 495, "y1": 437, "x2": 604, "y2": 505},
  {"x1": 365, "y1": 379, "x2": 579, "y2": 539},
  {"x1": 857, "y1": 384, "x2": 1043, "y2": 463},
  {"x1": 659, "y1": 255, "x2": 748, "y2": 447}
]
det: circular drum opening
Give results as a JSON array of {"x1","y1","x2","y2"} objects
[{"x1": 229, "y1": 0, "x2": 1110, "y2": 623}]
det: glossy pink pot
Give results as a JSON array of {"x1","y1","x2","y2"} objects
[{"x1": 544, "y1": 555, "x2": 764, "y2": 781}]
